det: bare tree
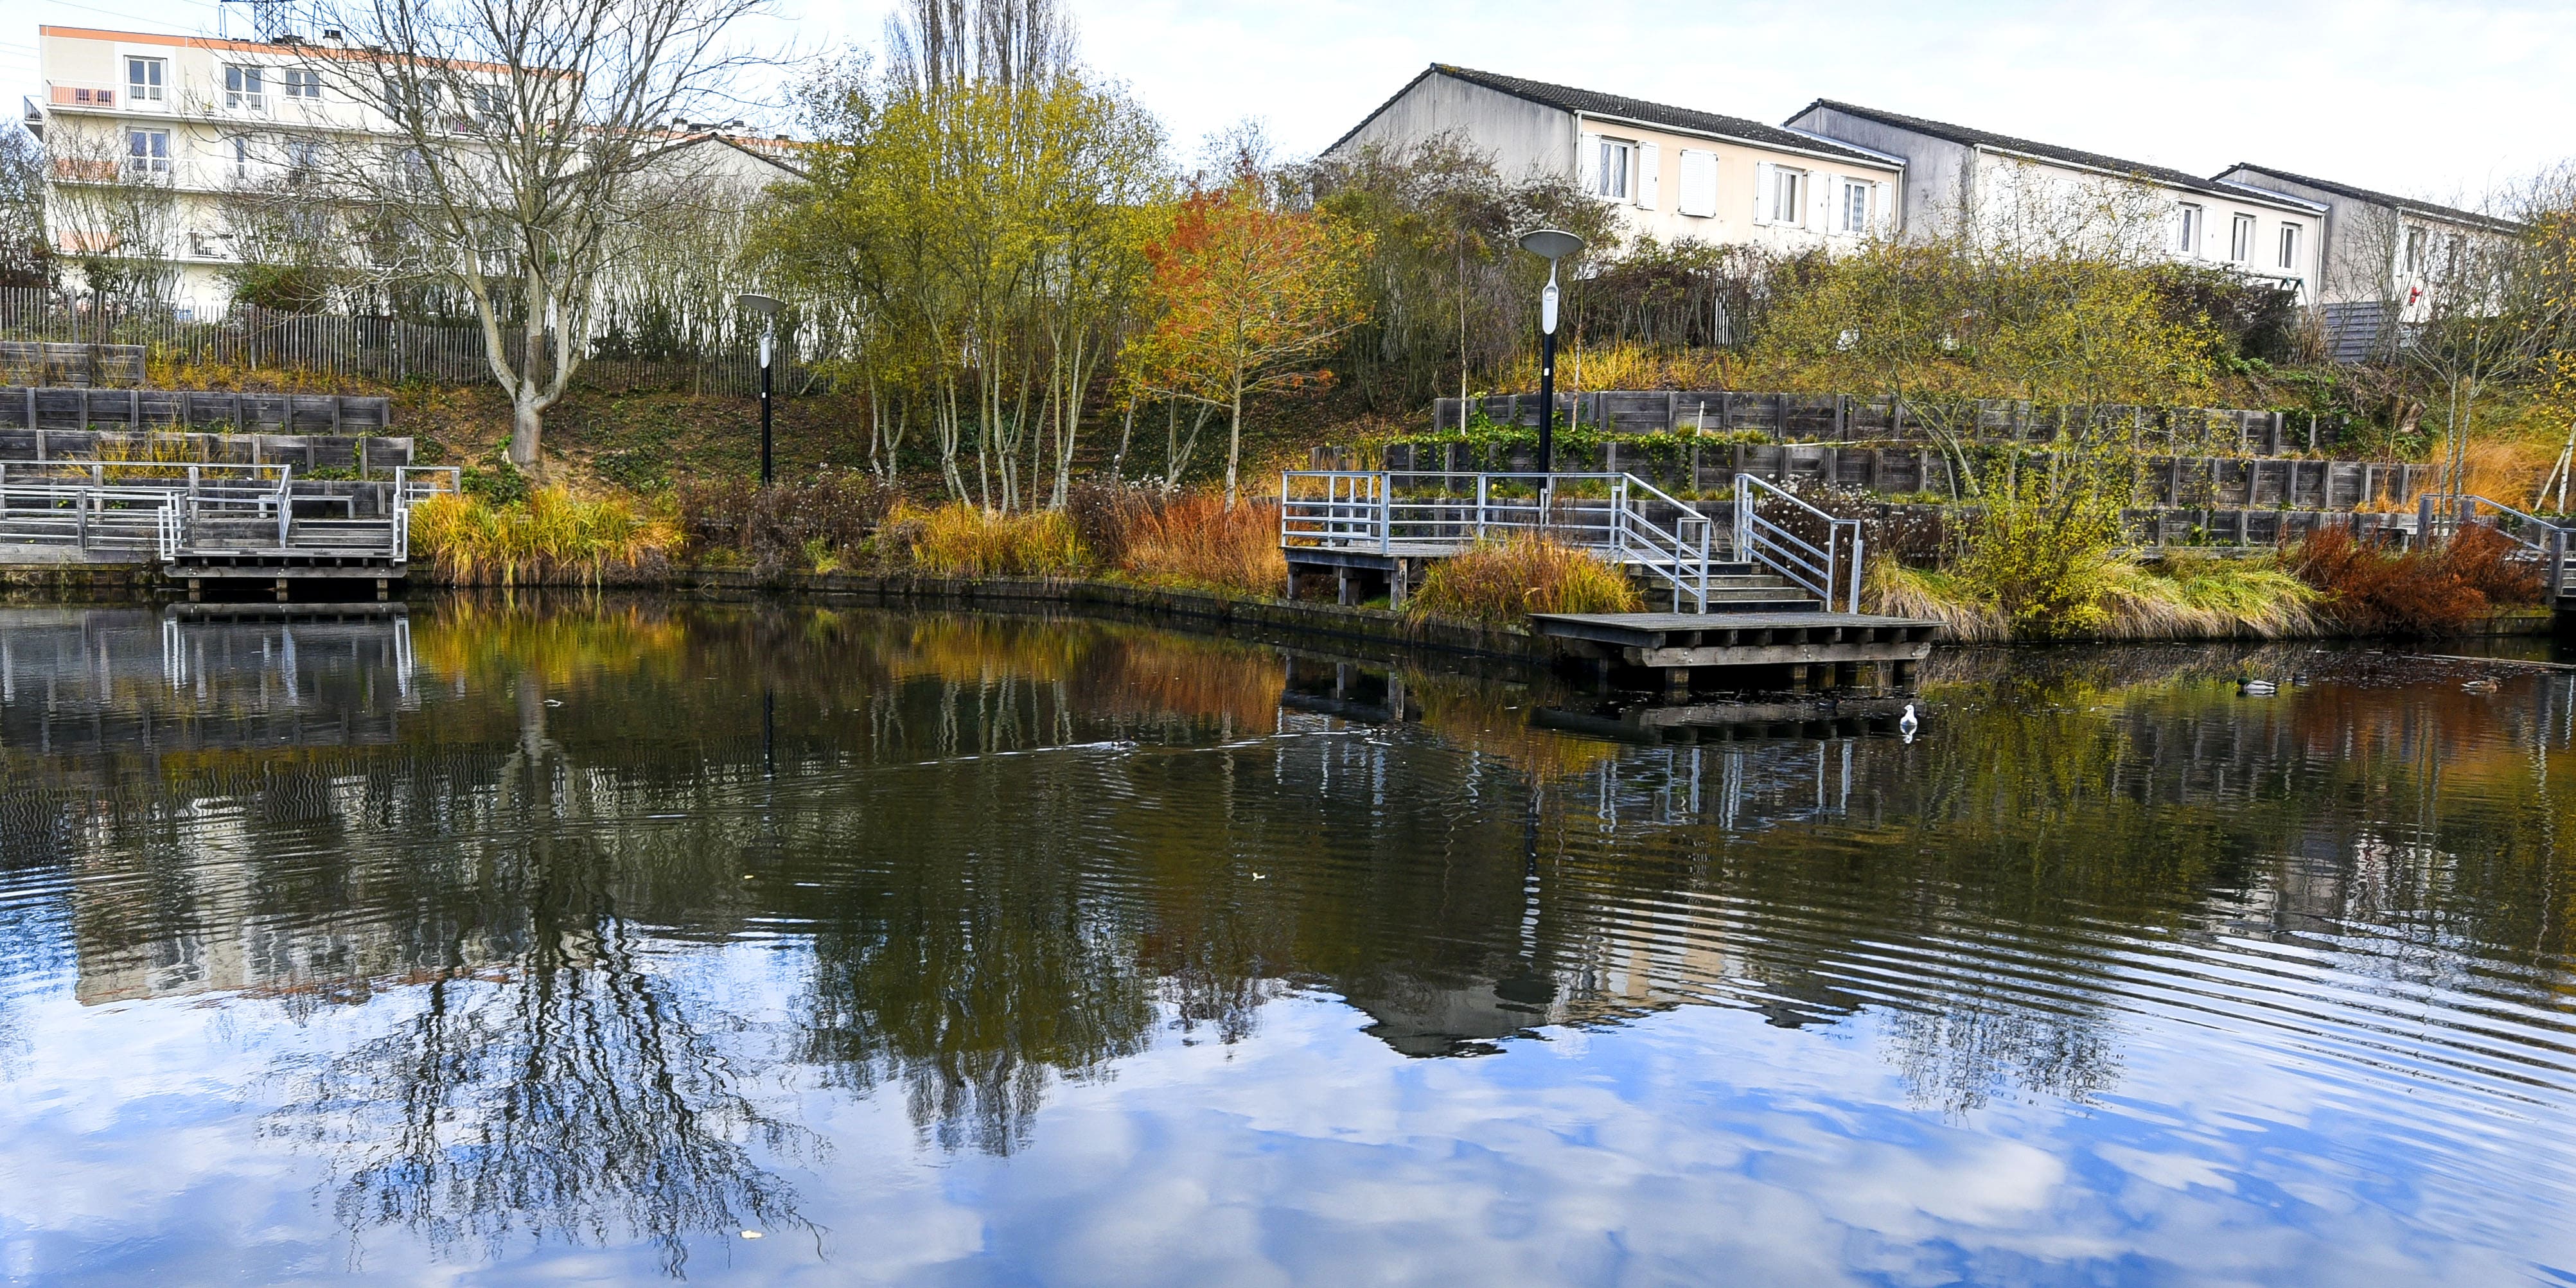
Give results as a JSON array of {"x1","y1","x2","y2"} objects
[
  {"x1": 39, "y1": 127, "x2": 182, "y2": 308},
  {"x1": 295, "y1": 0, "x2": 776, "y2": 468},
  {"x1": 885, "y1": 0, "x2": 1075, "y2": 93},
  {"x1": 0, "y1": 126, "x2": 49, "y2": 289}
]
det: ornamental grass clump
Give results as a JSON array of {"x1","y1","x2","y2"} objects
[
  {"x1": 904, "y1": 503, "x2": 1088, "y2": 578},
  {"x1": 407, "y1": 488, "x2": 673, "y2": 587},
  {"x1": 2093, "y1": 554, "x2": 2322, "y2": 639},
  {"x1": 1120, "y1": 490, "x2": 1287, "y2": 595},
  {"x1": 1404, "y1": 533, "x2": 1642, "y2": 624}
]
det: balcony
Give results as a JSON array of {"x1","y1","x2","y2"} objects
[{"x1": 46, "y1": 83, "x2": 119, "y2": 109}]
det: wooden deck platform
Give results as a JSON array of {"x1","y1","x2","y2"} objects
[
  {"x1": 1532, "y1": 697, "x2": 1914, "y2": 745},
  {"x1": 1529, "y1": 610, "x2": 1939, "y2": 691}
]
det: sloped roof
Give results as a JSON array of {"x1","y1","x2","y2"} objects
[
  {"x1": 1793, "y1": 98, "x2": 2318, "y2": 211},
  {"x1": 1328, "y1": 65, "x2": 1900, "y2": 169},
  {"x1": 2217, "y1": 164, "x2": 2522, "y2": 233}
]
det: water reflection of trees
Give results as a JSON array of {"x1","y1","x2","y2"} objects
[{"x1": 17, "y1": 601, "x2": 2576, "y2": 1170}]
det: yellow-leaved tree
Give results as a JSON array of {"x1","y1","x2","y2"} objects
[{"x1": 1122, "y1": 179, "x2": 1372, "y2": 506}]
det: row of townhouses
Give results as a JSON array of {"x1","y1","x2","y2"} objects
[
  {"x1": 12, "y1": 30, "x2": 2519, "y2": 347},
  {"x1": 16, "y1": 24, "x2": 804, "y2": 317},
  {"x1": 1327, "y1": 65, "x2": 2520, "y2": 348}
]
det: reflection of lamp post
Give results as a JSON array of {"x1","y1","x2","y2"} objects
[
  {"x1": 736, "y1": 293, "x2": 784, "y2": 486},
  {"x1": 1517, "y1": 229, "x2": 1584, "y2": 475}
]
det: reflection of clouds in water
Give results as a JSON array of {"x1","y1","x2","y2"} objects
[
  {"x1": 0, "y1": 958, "x2": 2568, "y2": 1284},
  {"x1": 892, "y1": 997, "x2": 2554, "y2": 1287}
]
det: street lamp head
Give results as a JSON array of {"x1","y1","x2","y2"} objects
[
  {"x1": 1517, "y1": 228, "x2": 1585, "y2": 262},
  {"x1": 736, "y1": 292, "x2": 784, "y2": 317}
]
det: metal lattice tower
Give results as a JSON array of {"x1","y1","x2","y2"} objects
[{"x1": 220, "y1": 0, "x2": 291, "y2": 42}]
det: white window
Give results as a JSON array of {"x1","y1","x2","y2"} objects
[
  {"x1": 225, "y1": 66, "x2": 267, "y2": 112},
  {"x1": 2228, "y1": 213, "x2": 2255, "y2": 263},
  {"x1": 1770, "y1": 166, "x2": 1806, "y2": 226},
  {"x1": 1592, "y1": 137, "x2": 1633, "y2": 201},
  {"x1": 1677, "y1": 149, "x2": 1718, "y2": 218},
  {"x1": 467, "y1": 84, "x2": 501, "y2": 123},
  {"x1": 126, "y1": 57, "x2": 165, "y2": 105},
  {"x1": 1838, "y1": 179, "x2": 1873, "y2": 234},
  {"x1": 126, "y1": 128, "x2": 170, "y2": 176},
  {"x1": 231, "y1": 135, "x2": 252, "y2": 180},
  {"x1": 286, "y1": 139, "x2": 321, "y2": 186},
  {"x1": 2277, "y1": 224, "x2": 2299, "y2": 271},
  {"x1": 2404, "y1": 227, "x2": 2426, "y2": 273},
  {"x1": 2175, "y1": 203, "x2": 2202, "y2": 256},
  {"x1": 283, "y1": 68, "x2": 322, "y2": 100}
]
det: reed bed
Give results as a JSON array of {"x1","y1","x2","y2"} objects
[
  {"x1": 1118, "y1": 491, "x2": 1286, "y2": 595},
  {"x1": 407, "y1": 488, "x2": 675, "y2": 587},
  {"x1": 898, "y1": 503, "x2": 1087, "y2": 578},
  {"x1": 1404, "y1": 533, "x2": 1642, "y2": 624},
  {"x1": 1869, "y1": 553, "x2": 2324, "y2": 641}
]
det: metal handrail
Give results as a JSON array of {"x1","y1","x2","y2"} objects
[
  {"x1": 1280, "y1": 470, "x2": 1724, "y2": 611},
  {"x1": 1734, "y1": 473, "x2": 1863, "y2": 613}
]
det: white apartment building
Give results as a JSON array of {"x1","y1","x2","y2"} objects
[
  {"x1": 22, "y1": 24, "x2": 800, "y2": 318},
  {"x1": 1783, "y1": 100, "x2": 2328, "y2": 301},
  {"x1": 1323, "y1": 66, "x2": 1905, "y2": 256}
]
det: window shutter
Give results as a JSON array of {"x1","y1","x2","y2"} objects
[
  {"x1": 1578, "y1": 132, "x2": 1601, "y2": 197},
  {"x1": 1679, "y1": 150, "x2": 1717, "y2": 217},
  {"x1": 1812, "y1": 172, "x2": 1836, "y2": 231},
  {"x1": 1754, "y1": 161, "x2": 1777, "y2": 225},
  {"x1": 1636, "y1": 141, "x2": 1659, "y2": 209},
  {"x1": 1872, "y1": 180, "x2": 1893, "y2": 235}
]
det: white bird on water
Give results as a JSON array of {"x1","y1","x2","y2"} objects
[
  {"x1": 1898, "y1": 703, "x2": 1919, "y2": 743},
  {"x1": 2239, "y1": 678, "x2": 2278, "y2": 697}
]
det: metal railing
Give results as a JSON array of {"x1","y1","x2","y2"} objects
[
  {"x1": 0, "y1": 482, "x2": 182, "y2": 553},
  {"x1": 1734, "y1": 473, "x2": 1864, "y2": 615},
  {"x1": 387, "y1": 466, "x2": 462, "y2": 562},
  {"x1": 0, "y1": 461, "x2": 457, "y2": 562},
  {"x1": 2417, "y1": 493, "x2": 2573, "y2": 597},
  {"x1": 1278, "y1": 470, "x2": 1724, "y2": 611}
]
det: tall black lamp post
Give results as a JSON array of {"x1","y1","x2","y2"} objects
[
  {"x1": 736, "y1": 292, "x2": 783, "y2": 485},
  {"x1": 1517, "y1": 229, "x2": 1584, "y2": 474}
]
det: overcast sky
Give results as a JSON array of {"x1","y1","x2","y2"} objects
[{"x1": 12, "y1": 0, "x2": 2569, "y2": 204}]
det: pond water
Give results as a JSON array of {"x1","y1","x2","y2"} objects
[{"x1": 2, "y1": 600, "x2": 2573, "y2": 1285}]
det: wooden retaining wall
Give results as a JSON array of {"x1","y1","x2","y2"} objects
[
  {"x1": 0, "y1": 427, "x2": 416, "y2": 471},
  {"x1": 1360, "y1": 440, "x2": 2437, "y2": 512},
  {"x1": 0, "y1": 342, "x2": 146, "y2": 388},
  {"x1": 3, "y1": 386, "x2": 393, "y2": 434},
  {"x1": 1433, "y1": 391, "x2": 2327, "y2": 454}
]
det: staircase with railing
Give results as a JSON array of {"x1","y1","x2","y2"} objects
[
  {"x1": 1, "y1": 459, "x2": 460, "y2": 578},
  {"x1": 1280, "y1": 470, "x2": 1876, "y2": 615}
]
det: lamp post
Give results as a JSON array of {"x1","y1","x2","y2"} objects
[
  {"x1": 736, "y1": 292, "x2": 784, "y2": 485},
  {"x1": 1517, "y1": 229, "x2": 1584, "y2": 475}
]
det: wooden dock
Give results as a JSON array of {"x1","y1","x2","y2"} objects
[{"x1": 1530, "y1": 611, "x2": 1939, "y2": 694}]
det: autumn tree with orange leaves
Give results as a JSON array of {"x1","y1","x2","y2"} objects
[{"x1": 1124, "y1": 183, "x2": 1372, "y2": 506}]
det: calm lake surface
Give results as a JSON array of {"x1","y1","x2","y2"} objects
[{"x1": 2, "y1": 600, "x2": 2574, "y2": 1285}]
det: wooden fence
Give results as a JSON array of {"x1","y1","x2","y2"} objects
[
  {"x1": 0, "y1": 289, "x2": 813, "y2": 394},
  {"x1": 1350, "y1": 440, "x2": 2440, "y2": 512},
  {"x1": 1432, "y1": 391, "x2": 2339, "y2": 456},
  {"x1": 4, "y1": 386, "x2": 392, "y2": 434}
]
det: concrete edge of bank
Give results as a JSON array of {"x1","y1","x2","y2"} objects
[{"x1": 1, "y1": 562, "x2": 2559, "y2": 654}]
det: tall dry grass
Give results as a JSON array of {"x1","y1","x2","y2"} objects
[
  {"x1": 898, "y1": 503, "x2": 1087, "y2": 578},
  {"x1": 407, "y1": 488, "x2": 675, "y2": 586},
  {"x1": 1405, "y1": 533, "x2": 1642, "y2": 623},
  {"x1": 1867, "y1": 560, "x2": 2010, "y2": 641},
  {"x1": 1868, "y1": 552, "x2": 2324, "y2": 640},
  {"x1": 1120, "y1": 491, "x2": 1287, "y2": 595},
  {"x1": 2092, "y1": 554, "x2": 2322, "y2": 639}
]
